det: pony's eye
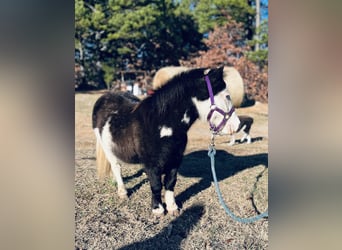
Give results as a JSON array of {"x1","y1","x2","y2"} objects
[{"x1": 226, "y1": 95, "x2": 231, "y2": 101}]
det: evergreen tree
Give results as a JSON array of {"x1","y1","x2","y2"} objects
[
  {"x1": 180, "y1": 0, "x2": 255, "y2": 40},
  {"x1": 75, "y1": 0, "x2": 268, "y2": 91},
  {"x1": 75, "y1": 0, "x2": 203, "y2": 89},
  {"x1": 75, "y1": 0, "x2": 108, "y2": 89},
  {"x1": 246, "y1": 19, "x2": 268, "y2": 69}
]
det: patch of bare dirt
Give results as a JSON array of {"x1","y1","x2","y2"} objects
[{"x1": 75, "y1": 91, "x2": 268, "y2": 249}]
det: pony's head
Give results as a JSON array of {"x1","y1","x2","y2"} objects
[{"x1": 191, "y1": 67, "x2": 240, "y2": 135}]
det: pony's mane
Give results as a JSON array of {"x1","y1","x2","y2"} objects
[
  {"x1": 161, "y1": 67, "x2": 206, "y2": 88},
  {"x1": 134, "y1": 66, "x2": 225, "y2": 122},
  {"x1": 139, "y1": 68, "x2": 206, "y2": 117}
]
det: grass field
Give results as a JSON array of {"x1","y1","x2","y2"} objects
[{"x1": 75, "y1": 91, "x2": 268, "y2": 249}]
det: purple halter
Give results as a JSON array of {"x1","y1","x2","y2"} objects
[{"x1": 205, "y1": 75, "x2": 235, "y2": 134}]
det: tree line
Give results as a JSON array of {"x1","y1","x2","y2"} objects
[{"x1": 75, "y1": 0, "x2": 268, "y2": 102}]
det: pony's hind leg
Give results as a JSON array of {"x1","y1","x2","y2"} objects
[
  {"x1": 103, "y1": 151, "x2": 128, "y2": 198},
  {"x1": 110, "y1": 159, "x2": 128, "y2": 199},
  {"x1": 240, "y1": 132, "x2": 251, "y2": 143},
  {"x1": 241, "y1": 117, "x2": 253, "y2": 144},
  {"x1": 241, "y1": 126, "x2": 251, "y2": 144},
  {"x1": 96, "y1": 125, "x2": 128, "y2": 199}
]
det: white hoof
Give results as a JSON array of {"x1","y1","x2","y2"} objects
[
  {"x1": 167, "y1": 203, "x2": 179, "y2": 212},
  {"x1": 118, "y1": 186, "x2": 128, "y2": 199},
  {"x1": 165, "y1": 190, "x2": 178, "y2": 213},
  {"x1": 152, "y1": 204, "x2": 165, "y2": 216}
]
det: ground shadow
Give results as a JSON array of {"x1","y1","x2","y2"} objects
[
  {"x1": 177, "y1": 150, "x2": 268, "y2": 208},
  {"x1": 250, "y1": 136, "x2": 265, "y2": 143},
  {"x1": 225, "y1": 136, "x2": 265, "y2": 145},
  {"x1": 117, "y1": 204, "x2": 204, "y2": 250},
  {"x1": 249, "y1": 167, "x2": 268, "y2": 215},
  {"x1": 240, "y1": 95, "x2": 256, "y2": 108},
  {"x1": 123, "y1": 168, "x2": 145, "y2": 182},
  {"x1": 127, "y1": 178, "x2": 149, "y2": 197},
  {"x1": 123, "y1": 168, "x2": 148, "y2": 197}
]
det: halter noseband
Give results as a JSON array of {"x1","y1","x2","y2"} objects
[{"x1": 204, "y1": 75, "x2": 235, "y2": 134}]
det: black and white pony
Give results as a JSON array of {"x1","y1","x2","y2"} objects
[{"x1": 92, "y1": 67, "x2": 240, "y2": 215}]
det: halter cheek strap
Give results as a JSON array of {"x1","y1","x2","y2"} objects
[{"x1": 204, "y1": 75, "x2": 235, "y2": 133}]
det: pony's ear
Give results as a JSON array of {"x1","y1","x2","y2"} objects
[
  {"x1": 217, "y1": 66, "x2": 224, "y2": 74},
  {"x1": 209, "y1": 66, "x2": 224, "y2": 78}
]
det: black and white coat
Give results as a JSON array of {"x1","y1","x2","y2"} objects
[{"x1": 92, "y1": 67, "x2": 240, "y2": 215}]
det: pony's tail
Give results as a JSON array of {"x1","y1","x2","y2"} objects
[{"x1": 95, "y1": 134, "x2": 111, "y2": 180}]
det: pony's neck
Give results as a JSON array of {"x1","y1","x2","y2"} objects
[{"x1": 138, "y1": 78, "x2": 199, "y2": 130}]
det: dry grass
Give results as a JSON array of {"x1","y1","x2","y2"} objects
[{"x1": 75, "y1": 91, "x2": 268, "y2": 249}]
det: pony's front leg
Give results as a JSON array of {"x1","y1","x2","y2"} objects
[
  {"x1": 164, "y1": 168, "x2": 179, "y2": 215},
  {"x1": 228, "y1": 134, "x2": 236, "y2": 146},
  {"x1": 145, "y1": 168, "x2": 164, "y2": 215}
]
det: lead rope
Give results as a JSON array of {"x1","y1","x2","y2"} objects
[{"x1": 208, "y1": 134, "x2": 268, "y2": 223}]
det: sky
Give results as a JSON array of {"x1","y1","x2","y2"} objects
[{"x1": 261, "y1": 0, "x2": 268, "y2": 21}]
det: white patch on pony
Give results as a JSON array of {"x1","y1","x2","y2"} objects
[
  {"x1": 160, "y1": 126, "x2": 173, "y2": 138},
  {"x1": 165, "y1": 190, "x2": 178, "y2": 212},
  {"x1": 181, "y1": 111, "x2": 190, "y2": 125},
  {"x1": 204, "y1": 68, "x2": 211, "y2": 75},
  {"x1": 152, "y1": 203, "x2": 165, "y2": 215},
  {"x1": 99, "y1": 118, "x2": 127, "y2": 198},
  {"x1": 191, "y1": 97, "x2": 211, "y2": 121},
  {"x1": 101, "y1": 119, "x2": 114, "y2": 149}
]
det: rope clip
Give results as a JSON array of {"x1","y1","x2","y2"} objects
[{"x1": 208, "y1": 133, "x2": 217, "y2": 156}]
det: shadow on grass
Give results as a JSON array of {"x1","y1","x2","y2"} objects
[
  {"x1": 177, "y1": 150, "x2": 268, "y2": 208},
  {"x1": 123, "y1": 168, "x2": 149, "y2": 197},
  {"x1": 223, "y1": 136, "x2": 265, "y2": 145},
  {"x1": 250, "y1": 167, "x2": 268, "y2": 215},
  {"x1": 118, "y1": 204, "x2": 204, "y2": 250},
  {"x1": 240, "y1": 95, "x2": 256, "y2": 108},
  {"x1": 123, "y1": 168, "x2": 145, "y2": 182}
]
